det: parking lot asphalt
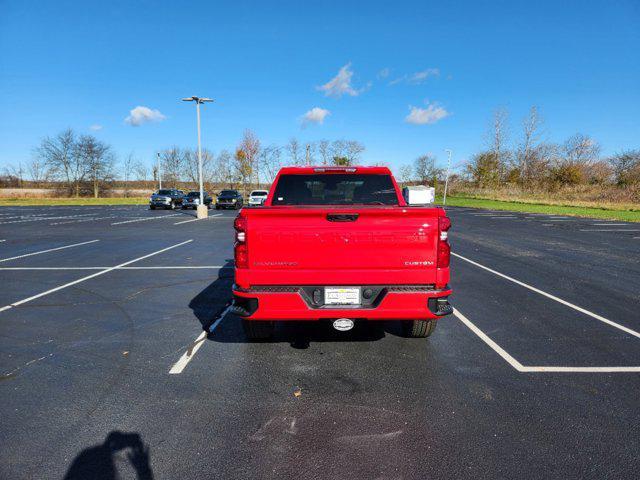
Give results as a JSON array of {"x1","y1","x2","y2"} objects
[{"x1": 1, "y1": 204, "x2": 639, "y2": 479}]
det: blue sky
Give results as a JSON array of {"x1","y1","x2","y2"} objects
[{"x1": 1, "y1": 0, "x2": 639, "y2": 175}]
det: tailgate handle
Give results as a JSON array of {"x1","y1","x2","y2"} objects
[{"x1": 326, "y1": 213, "x2": 359, "y2": 222}]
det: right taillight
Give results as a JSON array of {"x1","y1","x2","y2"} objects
[
  {"x1": 437, "y1": 216, "x2": 451, "y2": 268},
  {"x1": 234, "y1": 215, "x2": 248, "y2": 268}
]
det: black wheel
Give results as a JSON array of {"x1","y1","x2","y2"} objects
[
  {"x1": 215, "y1": 205, "x2": 220, "y2": 210},
  {"x1": 243, "y1": 320, "x2": 274, "y2": 340},
  {"x1": 405, "y1": 319, "x2": 437, "y2": 338},
  {"x1": 150, "y1": 205, "x2": 155, "y2": 210}
]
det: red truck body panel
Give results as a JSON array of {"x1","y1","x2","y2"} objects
[{"x1": 232, "y1": 166, "x2": 452, "y2": 322}]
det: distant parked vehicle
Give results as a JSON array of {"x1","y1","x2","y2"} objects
[
  {"x1": 182, "y1": 191, "x2": 213, "y2": 209},
  {"x1": 215, "y1": 190, "x2": 244, "y2": 210},
  {"x1": 149, "y1": 189, "x2": 184, "y2": 210},
  {"x1": 248, "y1": 190, "x2": 269, "y2": 207}
]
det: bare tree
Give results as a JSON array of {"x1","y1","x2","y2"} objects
[
  {"x1": 37, "y1": 129, "x2": 88, "y2": 197},
  {"x1": 26, "y1": 158, "x2": 49, "y2": 187},
  {"x1": 159, "y1": 147, "x2": 184, "y2": 187},
  {"x1": 235, "y1": 149, "x2": 252, "y2": 197},
  {"x1": 610, "y1": 149, "x2": 640, "y2": 185},
  {"x1": 345, "y1": 140, "x2": 365, "y2": 164},
  {"x1": 134, "y1": 161, "x2": 148, "y2": 184},
  {"x1": 515, "y1": 106, "x2": 544, "y2": 184},
  {"x1": 414, "y1": 154, "x2": 442, "y2": 185},
  {"x1": 238, "y1": 130, "x2": 261, "y2": 186},
  {"x1": 216, "y1": 150, "x2": 235, "y2": 189},
  {"x1": 331, "y1": 139, "x2": 347, "y2": 163},
  {"x1": 398, "y1": 164, "x2": 413, "y2": 184},
  {"x1": 184, "y1": 148, "x2": 214, "y2": 189},
  {"x1": 122, "y1": 152, "x2": 136, "y2": 197},
  {"x1": 259, "y1": 145, "x2": 282, "y2": 184},
  {"x1": 5, "y1": 162, "x2": 25, "y2": 188},
  {"x1": 318, "y1": 139, "x2": 330, "y2": 165},
  {"x1": 561, "y1": 133, "x2": 601, "y2": 166},
  {"x1": 286, "y1": 138, "x2": 301, "y2": 165},
  {"x1": 79, "y1": 135, "x2": 114, "y2": 198},
  {"x1": 487, "y1": 108, "x2": 510, "y2": 180}
]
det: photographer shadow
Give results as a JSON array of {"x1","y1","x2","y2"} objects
[{"x1": 63, "y1": 430, "x2": 153, "y2": 480}]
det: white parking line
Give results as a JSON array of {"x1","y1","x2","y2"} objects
[
  {"x1": 453, "y1": 307, "x2": 524, "y2": 370},
  {"x1": 0, "y1": 240, "x2": 192, "y2": 313},
  {"x1": 489, "y1": 216, "x2": 517, "y2": 218},
  {"x1": 452, "y1": 252, "x2": 640, "y2": 339},
  {"x1": 579, "y1": 229, "x2": 640, "y2": 232},
  {"x1": 591, "y1": 223, "x2": 628, "y2": 226},
  {"x1": 174, "y1": 213, "x2": 223, "y2": 225},
  {"x1": 49, "y1": 216, "x2": 120, "y2": 225},
  {"x1": 0, "y1": 240, "x2": 99, "y2": 263},
  {"x1": 169, "y1": 304, "x2": 232, "y2": 374},
  {"x1": 0, "y1": 213, "x2": 96, "y2": 225},
  {"x1": 111, "y1": 214, "x2": 181, "y2": 225},
  {"x1": 454, "y1": 307, "x2": 640, "y2": 373},
  {"x1": 0, "y1": 266, "x2": 224, "y2": 270}
]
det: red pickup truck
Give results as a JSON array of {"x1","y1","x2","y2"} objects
[{"x1": 231, "y1": 166, "x2": 453, "y2": 339}]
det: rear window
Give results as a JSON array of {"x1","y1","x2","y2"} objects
[
  {"x1": 272, "y1": 174, "x2": 398, "y2": 205},
  {"x1": 219, "y1": 190, "x2": 236, "y2": 196},
  {"x1": 251, "y1": 191, "x2": 268, "y2": 196},
  {"x1": 157, "y1": 189, "x2": 172, "y2": 195}
]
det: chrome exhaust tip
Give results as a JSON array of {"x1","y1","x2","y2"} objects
[{"x1": 333, "y1": 318, "x2": 354, "y2": 331}]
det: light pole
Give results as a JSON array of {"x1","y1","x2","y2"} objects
[
  {"x1": 156, "y1": 152, "x2": 162, "y2": 190},
  {"x1": 182, "y1": 96, "x2": 213, "y2": 219},
  {"x1": 443, "y1": 149, "x2": 452, "y2": 205}
]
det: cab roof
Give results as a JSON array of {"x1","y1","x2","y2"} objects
[{"x1": 277, "y1": 166, "x2": 391, "y2": 175}]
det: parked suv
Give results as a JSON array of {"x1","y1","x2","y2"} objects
[
  {"x1": 149, "y1": 189, "x2": 184, "y2": 210},
  {"x1": 215, "y1": 190, "x2": 244, "y2": 210},
  {"x1": 182, "y1": 191, "x2": 213, "y2": 209}
]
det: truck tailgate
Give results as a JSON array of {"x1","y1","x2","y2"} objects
[{"x1": 238, "y1": 207, "x2": 441, "y2": 286}]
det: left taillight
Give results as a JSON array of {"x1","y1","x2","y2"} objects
[
  {"x1": 437, "y1": 216, "x2": 451, "y2": 268},
  {"x1": 234, "y1": 215, "x2": 248, "y2": 268}
]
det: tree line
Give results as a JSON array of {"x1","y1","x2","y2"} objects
[
  {"x1": 395, "y1": 107, "x2": 639, "y2": 199},
  {"x1": 462, "y1": 107, "x2": 639, "y2": 189},
  {"x1": 1, "y1": 129, "x2": 366, "y2": 197}
]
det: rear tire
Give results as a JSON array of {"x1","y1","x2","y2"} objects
[
  {"x1": 405, "y1": 319, "x2": 437, "y2": 338},
  {"x1": 243, "y1": 320, "x2": 274, "y2": 340},
  {"x1": 150, "y1": 205, "x2": 155, "y2": 210}
]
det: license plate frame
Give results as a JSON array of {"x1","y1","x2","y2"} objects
[{"x1": 324, "y1": 287, "x2": 361, "y2": 305}]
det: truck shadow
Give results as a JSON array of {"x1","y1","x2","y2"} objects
[{"x1": 188, "y1": 263, "x2": 409, "y2": 349}]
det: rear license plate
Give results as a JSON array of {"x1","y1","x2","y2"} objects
[{"x1": 324, "y1": 287, "x2": 361, "y2": 305}]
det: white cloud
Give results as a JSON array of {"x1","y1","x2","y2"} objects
[
  {"x1": 377, "y1": 68, "x2": 390, "y2": 79},
  {"x1": 89, "y1": 124, "x2": 103, "y2": 131},
  {"x1": 390, "y1": 68, "x2": 440, "y2": 85},
  {"x1": 301, "y1": 107, "x2": 331, "y2": 126},
  {"x1": 405, "y1": 101, "x2": 450, "y2": 125},
  {"x1": 124, "y1": 106, "x2": 166, "y2": 126},
  {"x1": 317, "y1": 63, "x2": 363, "y2": 98}
]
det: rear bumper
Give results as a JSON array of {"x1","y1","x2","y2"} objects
[{"x1": 232, "y1": 285, "x2": 453, "y2": 321}]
